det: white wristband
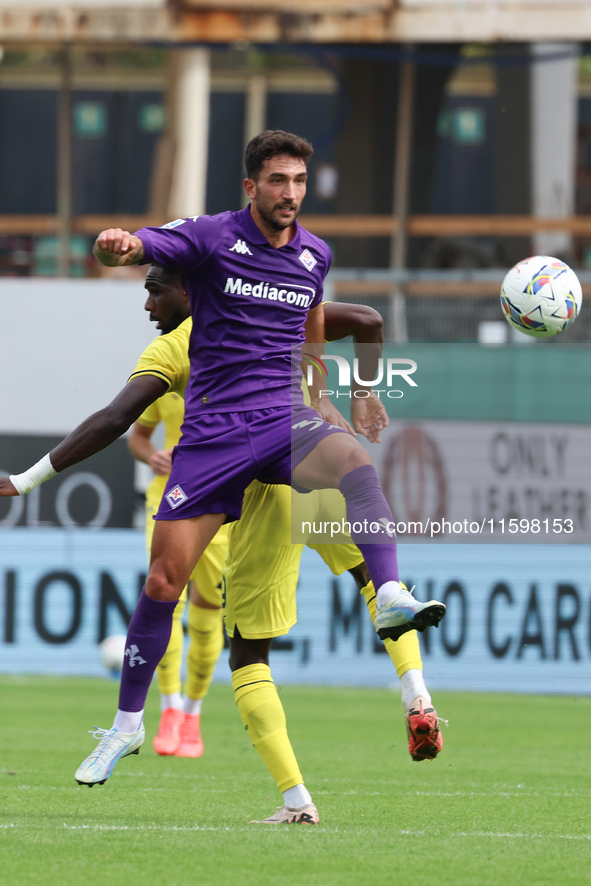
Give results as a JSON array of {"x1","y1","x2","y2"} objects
[{"x1": 9, "y1": 453, "x2": 57, "y2": 495}]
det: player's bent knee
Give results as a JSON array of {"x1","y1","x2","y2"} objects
[
  {"x1": 337, "y1": 442, "x2": 372, "y2": 478},
  {"x1": 145, "y1": 566, "x2": 184, "y2": 603}
]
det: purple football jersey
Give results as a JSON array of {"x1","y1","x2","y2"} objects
[{"x1": 135, "y1": 206, "x2": 332, "y2": 418}]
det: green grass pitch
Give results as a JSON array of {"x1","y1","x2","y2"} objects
[{"x1": 1, "y1": 675, "x2": 589, "y2": 886}]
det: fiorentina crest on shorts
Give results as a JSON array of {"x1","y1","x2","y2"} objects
[{"x1": 166, "y1": 484, "x2": 188, "y2": 509}]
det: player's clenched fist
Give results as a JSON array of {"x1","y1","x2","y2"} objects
[{"x1": 93, "y1": 228, "x2": 145, "y2": 266}]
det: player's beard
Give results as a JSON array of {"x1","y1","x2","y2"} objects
[
  {"x1": 255, "y1": 199, "x2": 301, "y2": 232},
  {"x1": 155, "y1": 306, "x2": 188, "y2": 335}
]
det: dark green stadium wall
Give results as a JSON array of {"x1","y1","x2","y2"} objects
[{"x1": 321, "y1": 343, "x2": 591, "y2": 424}]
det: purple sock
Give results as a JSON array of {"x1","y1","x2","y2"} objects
[
  {"x1": 338, "y1": 464, "x2": 399, "y2": 589},
  {"x1": 118, "y1": 588, "x2": 177, "y2": 713}
]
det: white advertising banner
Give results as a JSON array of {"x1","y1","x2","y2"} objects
[
  {"x1": 399, "y1": 0, "x2": 574, "y2": 6},
  {"x1": 295, "y1": 542, "x2": 591, "y2": 695},
  {"x1": 0, "y1": 529, "x2": 589, "y2": 695},
  {"x1": 368, "y1": 420, "x2": 591, "y2": 544},
  {"x1": 0, "y1": 278, "x2": 155, "y2": 436}
]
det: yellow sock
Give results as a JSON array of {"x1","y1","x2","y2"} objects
[
  {"x1": 156, "y1": 595, "x2": 185, "y2": 695},
  {"x1": 361, "y1": 582, "x2": 423, "y2": 678},
  {"x1": 185, "y1": 603, "x2": 224, "y2": 701},
  {"x1": 232, "y1": 663, "x2": 303, "y2": 792}
]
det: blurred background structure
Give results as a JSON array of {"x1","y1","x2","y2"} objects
[
  {"x1": 1, "y1": 1, "x2": 591, "y2": 340},
  {"x1": 2, "y1": 2, "x2": 591, "y2": 691}
]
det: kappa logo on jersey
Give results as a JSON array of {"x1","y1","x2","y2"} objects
[
  {"x1": 229, "y1": 239, "x2": 253, "y2": 255},
  {"x1": 160, "y1": 218, "x2": 186, "y2": 229},
  {"x1": 125, "y1": 644, "x2": 147, "y2": 668},
  {"x1": 166, "y1": 484, "x2": 188, "y2": 509},
  {"x1": 299, "y1": 248, "x2": 317, "y2": 271}
]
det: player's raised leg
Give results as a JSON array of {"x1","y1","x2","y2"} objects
[
  {"x1": 358, "y1": 581, "x2": 445, "y2": 761},
  {"x1": 75, "y1": 512, "x2": 225, "y2": 786},
  {"x1": 292, "y1": 428, "x2": 446, "y2": 640},
  {"x1": 309, "y1": 521, "x2": 445, "y2": 763}
]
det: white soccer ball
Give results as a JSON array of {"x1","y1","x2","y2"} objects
[
  {"x1": 99, "y1": 634, "x2": 127, "y2": 674},
  {"x1": 500, "y1": 255, "x2": 582, "y2": 337}
]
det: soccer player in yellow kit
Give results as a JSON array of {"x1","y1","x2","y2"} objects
[
  {"x1": 223, "y1": 306, "x2": 443, "y2": 825},
  {"x1": 127, "y1": 267, "x2": 227, "y2": 756}
]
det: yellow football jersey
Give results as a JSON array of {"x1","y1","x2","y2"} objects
[
  {"x1": 128, "y1": 316, "x2": 191, "y2": 397},
  {"x1": 129, "y1": 317, "x2": 191, "y2": 509}
]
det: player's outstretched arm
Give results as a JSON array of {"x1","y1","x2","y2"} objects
[
  {"x1": 93, "y1": 228, "x2": 145, "y2": 267},
  {"x1": 0, "y1": 375, "x2": 167, "y2": 497},
  {"x1": 324, "y1": 302, "x2": 389, "y2": 444},
  {"x1": 324, "y1": 301, "x2": 384, "y2": 347},
  {"x1": 0, "y1": 477, "x2": 19, "y2": 496}
]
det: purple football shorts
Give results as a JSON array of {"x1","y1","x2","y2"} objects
[{"x1": 156, "y1": 403, "x2": 348, "y2": 521}]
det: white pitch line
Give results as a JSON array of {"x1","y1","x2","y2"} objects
[
  {"x1": 399, "y1": 829, "x2": 591, "y2": 841},
  {"x1": 296, "y1": 788, "x2": 576, "y2": 802},
  {"x1": 63, "y1": 824, "x2": 230, "y2": 832},
  {"x1": 412, "y1": 790, "x2": 583, "y2": 798},
  {"x1": 0, "y1": 823, "x2": 587, "y2": 841}
]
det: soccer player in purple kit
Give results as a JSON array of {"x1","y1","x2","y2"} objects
[{"x1": 73, "y1": 129, "x2": 446, "y2": 788}]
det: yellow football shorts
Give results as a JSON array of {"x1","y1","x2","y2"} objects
[{"x1": 223, "y1": 481, "x2": 362, "y2": 639}]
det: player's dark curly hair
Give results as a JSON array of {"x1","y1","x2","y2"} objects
[
  {"x1": 150, "y1": 262, "x2": 182, "y2": 284},
  {"x1": 245, "y1": 130, "x2": 314, "y2": 180}
]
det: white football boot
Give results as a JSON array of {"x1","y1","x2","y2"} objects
[
  {"x1": 75, "y1": 723, "x2": 145, "y2": 786},
  {"x1": 375, "y1": 583, "x2": 446, "y2": 641}
]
